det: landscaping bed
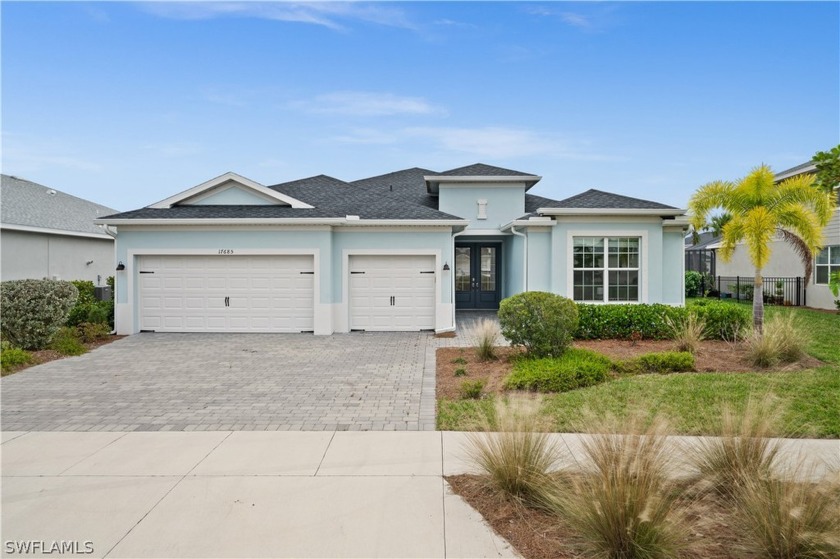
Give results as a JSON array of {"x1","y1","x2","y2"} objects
[
  {"x1": 437, "y1": 339, "x2": 822, "y2": 400},
  {"x1": 446, "y1": 474, "x2": 741, "y2": 559},
  {"x1": 0, "y1": 335, "x2": 124, "y2": 377}
]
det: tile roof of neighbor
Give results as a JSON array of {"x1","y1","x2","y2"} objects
[
  {"x1": 99, "y1": 165, "x2": 679, "y2": 222},
  {"x1": 1, "y1": 174, "x2": 117, "y2": 236}
]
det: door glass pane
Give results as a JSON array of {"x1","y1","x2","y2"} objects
[
  {"x1": 455, "y1": 247, "x2": 471, "y2": 291},
  {"x1": 481, "y1": 247, "x2": 496, "y2": 291}
]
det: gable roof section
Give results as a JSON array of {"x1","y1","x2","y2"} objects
[
  {"x1": 549, "y1": 189, "x2": 678, "y2": 210},
  {"x1": 351, "y1": 167, "x2": 439, "y2": 210},
  {"x1": 1, "y1": 174, "x2": 117, "y2": 238},
  {"x1": 424, "y1": 163, "x2": 542, "y2": 193},
  {"x1": 148, "y1": 172, "x2": 313, "y2": 209}
]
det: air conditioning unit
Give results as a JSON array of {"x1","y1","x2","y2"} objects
[{"x1": 94, "y1": 286, "x2": 112, "y2": 301}]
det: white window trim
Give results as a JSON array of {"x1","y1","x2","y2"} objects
[
  {"x1": 815, "y1": 245, "x2": 840, "y2": 285},
  {"x1": 566, "y1": 230, "x2": 649, "y2": 303}
]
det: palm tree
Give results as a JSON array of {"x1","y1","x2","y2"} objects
[
  {"x1": 705, "y1": 212, "x2": 732, "y2": 237},
  {"x1": 689, "y1": 165, "x2": 836, "y2": 332}
]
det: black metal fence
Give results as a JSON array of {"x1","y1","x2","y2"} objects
[{"x1": 700, "y1": 276, "x2": 806, "y2": 307}]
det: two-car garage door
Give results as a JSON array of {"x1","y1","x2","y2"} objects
[
  {"x1": 136, "y1": 253, "x2": 438, "y2": 333},
  {"x1": 138, "y1": 255, "x2": 314, "y2": 332}
]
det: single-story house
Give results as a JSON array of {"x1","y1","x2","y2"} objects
[
  {"x1": 1, "y1": 174, "x2": 117, "y2": 284},
  {"x1": 96, "y1": 164, "x2": 689, "y2": 335},
  {"x1": 712, "y1": 162, "x2": 840, "y2": 310}
]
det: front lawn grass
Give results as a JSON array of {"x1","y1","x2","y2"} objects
[{"x1": 439, "y1": 304, "x2": 839, "y2": 437}]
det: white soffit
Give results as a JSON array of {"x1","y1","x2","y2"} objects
[{"x1": 149, "y1": 172, "x2": 313, "y2": 209}]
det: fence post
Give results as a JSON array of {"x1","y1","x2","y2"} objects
[
  {"x1": 795, "y1": 277, "x2": 800, "y2": 306},
  {"x1": 736, "y1": 276, "x2": 740, "y2": 301},
  {"x1": 717, "y1": 276, "x2": 721, "y2": 298}
]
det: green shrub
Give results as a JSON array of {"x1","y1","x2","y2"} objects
[
  {"x1": 688, "y1": 299, "x2": 750, "y2": 341},
  {"x1": 629, "y1": 351, "x2": 695, "y2": 374},
  {"x1": 49, "y1": 327, "x2": 87, "y2": 356},
  {"x1": 460, "y1": 379, "x2": 486, "y2": 400},
  {"x1": 454, "y1": 367, "x2": 467, "y2": 377},
  {"x1": 1, "y1": 345, "x2": 32, "y2": 370},
  {"x1": 575, "y1": 303, "x2": 687, "y2": 340},
  {"x1": 451, "y1": 356, "x2": 467, "y2": 365},
  {"x1": 685, "y1": 271, "x2": 703, "y2": 297},
  {"x1": 77, "y1": 322, "x2": 111, "y2": 343},
  {"x1": 504, "y1": 349, "x2": 612, "y2": 393},
  {"x1": 0, "y1": 279, "x2": 79, "y2": 350},
  {"x1": 498, "y1": 291, "x2": 579, "y2": 357}
]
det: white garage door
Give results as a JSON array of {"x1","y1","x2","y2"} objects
[
  {"x1": 349, "y1": 255, "x2": 436, "y2": 331},
  {"x1": 138, "y1": 255, "x2": 314, "y2": 332}
]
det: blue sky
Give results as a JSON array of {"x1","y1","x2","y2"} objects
[{"x1": 2, "y1": 1, "x2": 838, "y2": 212}]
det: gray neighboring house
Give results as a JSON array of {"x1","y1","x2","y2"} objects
[
  {"x1": 713, "y1": 162, "x2": 840, "y2": 310},
  {"x1": 1, "y1": 174, "x2": 117, "y2": 284}
]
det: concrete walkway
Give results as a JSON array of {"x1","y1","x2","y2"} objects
[{"x1": 2, "y1": 430, "x2": 837, "y2": 558}]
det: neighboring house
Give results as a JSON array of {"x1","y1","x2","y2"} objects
[
  {"x1": 96, "y1": 163, "x2": 689, "y2": 335},
  {"x1": 685, "y1": 231, "x2": 719, "y2": 276},
  {"x1": 1, "y1": 174, "x2": 117, "y2": 285},
  {"x1": 712, "y1": 163, "x2": 840, "y2": 310}
]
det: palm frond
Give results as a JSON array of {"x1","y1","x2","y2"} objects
[
  {"x1": 771, "y1": 174, "x2": 836, "y2": 225},
  {"x1": 741, "y1": 165, "x2": 776, "y2": 205},
  {"x1": 777, "y1": 229, "x2": 815, "y2": 285},
  {"x1": 688, "y1": 180, "x2": 736, "y2": 230},
  {"x1": 742, "y1": 206, "x2": 776, "y2": 269},
  {"x1": 717, "y1": 215, "x2": 746, "y2": 263}
]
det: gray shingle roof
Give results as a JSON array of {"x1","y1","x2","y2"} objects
[
  {"x1": 548, "y1": 189, "x2": 677, "y2": 210},
  {"x1": 1, "y1": 174, "x2": 117, "y2": 236},
  {"x1": 437, "y1": 163, "x2": 535, "y2": 177},
  {"x1": 98, "y1": 165, "x2": 680, "y2": 223}
]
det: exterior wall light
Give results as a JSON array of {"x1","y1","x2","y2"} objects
[
  {"x1": 116, "y1": 261, "x2": 126, "y2": 271},
  {"x1": 443, "y1": 262, "x2": 450, "y2": 271}
]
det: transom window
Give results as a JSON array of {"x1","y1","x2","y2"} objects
[
  {"x1": 573, "y1": 237, "x2": 640, "y2": 302},
  {"x1": 815, "y1": 245, "x2": 840, "y2": 284}
]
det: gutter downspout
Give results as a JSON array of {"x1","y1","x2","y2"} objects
[
  {"x1": 99, "y1": 225, "x2": 118, "y2": 334},
  {"x1": 510, "y1": 225, "x2": 528, "y2": 292}
]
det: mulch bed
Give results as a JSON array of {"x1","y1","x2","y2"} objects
[
  {"x1": 1, "y1": 335, "x2": 125, "y2": 377},
  {"x1": 437, "y1": 339, "x2": 823, "y2": 400},
  {"x1": 446, "y1": 474, "x2": 741, "y2": 559}
]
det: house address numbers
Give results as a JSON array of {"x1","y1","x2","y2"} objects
[{"x1": 218, "y1": 249, "x2": 234, "y2": 255}]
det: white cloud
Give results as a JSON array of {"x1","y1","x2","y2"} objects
[
  {"x1": 559, "y1": 12, "x2": 592, "y2": 29},
  {"x1": 139, "y1": 2, "x2": 416, "y2": 31},
  {"x1": 328, "y1": 125, "x2": 623, "y2": 161},
  {"x1": 290, "y1": 91, "x2": 445, "y2": 117}
]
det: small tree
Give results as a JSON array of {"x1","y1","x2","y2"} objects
[
  {"x1": 812, "y1": 144, "x2": 840, "y2": 194},
  {"x1": 689, "y1": 165, "x2": 835, "y2": 332},
  {"x1": 1, "y1": 279, "x2": 78, "y2": 349},
  {"x1": 498, "y1": 291, "x2": 579, "y2": 357}
]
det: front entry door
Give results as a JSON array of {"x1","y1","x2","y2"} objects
[{"x1": 455, "y1": 243, "x2": 502, "y2": 309}]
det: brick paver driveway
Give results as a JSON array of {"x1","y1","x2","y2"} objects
[{"x1": 1, "y1": 332, "x2": 440, "y2": 432}]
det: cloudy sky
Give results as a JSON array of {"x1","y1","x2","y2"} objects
[{"x1": 2, "y1": 1, "x2": 838, "y2": 212}]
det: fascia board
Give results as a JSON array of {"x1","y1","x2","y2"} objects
[
  {"x1": 1, "y1": 222, "x2": 113, "y2": 240},
  {"x1": 423, "y1": 175, "x2": 541, "y2": 183},
  {"x1": 148, "y1": 172, "x2": 314, "y2": 209},
  {"x1": 94, "y1": 218, "x2": 469, "y2": 227},
  {"x1": 537, "y1": 207, "x2": 686, "y2": 216}
]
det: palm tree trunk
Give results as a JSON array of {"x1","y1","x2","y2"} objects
[{"x1": 753, "y1": 270, "x2": 764, "y2": 334}]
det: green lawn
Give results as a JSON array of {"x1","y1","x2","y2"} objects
[{"x1": 438, "y1": 304, "x2": 840, "y2": 437}]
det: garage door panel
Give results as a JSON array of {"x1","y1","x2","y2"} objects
[
  {"x1": 138, "y1": 255, "x2": 314, "y2": 333},
  {"x1": 349, "y1": 255, "x2": 436, "y2": 331}
]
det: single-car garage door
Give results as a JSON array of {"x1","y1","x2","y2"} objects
[
  {"x1": 349, "y1": 255, "x2": 436, "y2": 331},
  {"x1": 138, "y1": 255, "x2": 314, "y2": 332}
]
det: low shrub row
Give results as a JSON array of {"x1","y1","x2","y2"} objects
[
  {"x1": 504, "y1": 349, "x2": 613, "y2": 393},
  {"x1": 0, "y1": 279, "x2": 78, "y2": 350},
  {"x1": 66, "y1": 280, "x2": 114, "y2": 328}
]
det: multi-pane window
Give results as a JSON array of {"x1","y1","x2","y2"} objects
[
  {"x1": 815, "y1": 245, "x2": 840, "y2": 284},
  {"x1": 573, "y1": 237, "x2": 640, "y2": 302}
]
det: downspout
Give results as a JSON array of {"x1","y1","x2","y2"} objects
[
  {"x1": 99, "y1": 225, "x2": 118, "y2": 334},
  {"x1": 510, "y1": 225, "x2": 528, "y2": 292}
]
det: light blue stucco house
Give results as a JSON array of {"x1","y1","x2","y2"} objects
[{"x1": 96, "y1": 164, "x2": 689, "y2": 335}]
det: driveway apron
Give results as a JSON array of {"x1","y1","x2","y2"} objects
[{"x1": 1, "y1": 332, "x2": 437, "y2": 432}]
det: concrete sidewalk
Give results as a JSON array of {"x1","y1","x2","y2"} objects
[{"x1": 2, "y1": 431, "x2": 837, "y2": 558}]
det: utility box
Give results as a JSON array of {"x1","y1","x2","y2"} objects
[{"x1": 94, "y1": 286, "x2": 112, "y2": 301}]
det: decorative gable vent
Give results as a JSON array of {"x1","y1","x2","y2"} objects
[{"x1": 477, "y1": 199, "x2": 488, "y2": 220}]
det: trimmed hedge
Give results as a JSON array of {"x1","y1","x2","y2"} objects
[
  {"x1": 504, "y1": 348, "x2": 613, "y2": 393},
  {"x1": 1, "y1": 279, "x2": 78, "y2": 350},
  {"x1": 498, "y1": 291, "x2": 579, "y2": 357},
  {"x1": 687, "y1": 299, "x2": 751, "y2": 341},
  {"x1": 575, "y1": 304, "x2": 688, "y2": 340}
]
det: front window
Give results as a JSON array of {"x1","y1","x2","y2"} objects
[
  {"x1": 815, "y1": 245, "x2": 840, "y2": 284},
  {"x1": 573, "y1": 236, "x2": 640, "y2": 302}
]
